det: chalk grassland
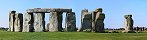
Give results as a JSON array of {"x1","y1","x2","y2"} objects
[{"x1": 0, "y1": 30, "x2": 147, "y2": 40}]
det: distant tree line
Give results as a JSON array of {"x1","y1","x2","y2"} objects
[
  {"x1": 0, "y1": 27, "x2": 8, "y2": 31},
  {"x1": 105, "y1": 27, "x2": 147, "y2": 31}
]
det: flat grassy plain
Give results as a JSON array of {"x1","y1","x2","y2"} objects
[{"x1": 0, "y1": 30, "x2": 147, "y2": 40}]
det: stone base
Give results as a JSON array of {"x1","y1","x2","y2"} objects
[{"x1": 122, "y1": 30, "x2": 136, "y2": 33}]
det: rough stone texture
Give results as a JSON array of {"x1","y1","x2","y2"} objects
[
  {"x1": 49, "y1": 12, "x2": 63, "y2": 32},
  {"x1": 27, "y1": 8, "x2": 72, "y2": 13},
  {"x1": 14, "y1": 13, "x2": 23, "y2": 32},
  {"x1": 65, "y1": 12, "x2": 76, "y2": 32},
  {"x1": 92, "y1": 8, "x2": 105, "y2": 32},
  {"x1": 23, "y1": 13, "x2": 34, "y2": 32},
  {"x1": 57, "y1": 12, "x2": 63, "y2": 31},
  {"x1": 122, "y1": 15, "x2": 134, "y2": 33},
  {"x1": 92, "y1": 12, "x2": 96, "y2": 32},
  {"x1": 8, "y1": 11, "x2": 16, "y2": 32},
  {"x1": 49, "y1": 12, "x2": 58, "y2": 32},
  {"x1": 81, "y1": 9, "x2": 92, "y2": 31},
  {"x1": 95, "y1": 13, "x2": 105, "y2": 32},
  {"x1": 34, "y1": 13, "x2": 45, "y2": 32}
]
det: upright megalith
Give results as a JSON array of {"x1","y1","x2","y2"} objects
[
  {"x1": 57, "y1": 12, "x2": 63, "y2": 31},
  {"x1": 92, "y1": 8, "x2": 105, "y2": 32},
  {"x1": 26, "y1": 8, "x2": 72, "y2": 32},
  {"x1": 23, "y1": 13, "x2": 34, "y2": 32},
  {"x1": 14, "y1": 13, "x2": 23, "y2": 32},
  {"x1": 65, "y1": 12, "x2": 76, "y2": 32},
  {"x1": 122, "y1": 15, "x2": 134, "y2": 33},
  {"x1": 10, "y1": 8, "x2": 73, "y2": 32},
  {"x1": 81, "y1": 9, "x2": 92, "y2": 31},
  {"x1": 49, "y1": 12, "x2": 60, "y2": 32},
  {"x1": 8, "y1": 11, "x2": 16, "y2": 32},
  {"x1": 34, "y1": 13, "x2": 45, "y2": 32}
]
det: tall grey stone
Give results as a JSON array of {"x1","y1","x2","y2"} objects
[
  {"x1": 57, "y1": 12, "x2": 63, "y2": 31},
  {"x1": 65, "y1": 12, "x2": 76, "y2": 32},
  {"x1": 95, "y1": 13, "x2": 105, "y2": 32},
  {"x1": 14, "y1": 13, "x2": 23, "y2": 32},
  {"x1": 92, "y1": 8, "x2": 105, "y2": 32},
  {"x1": 8, "y1": 11, "x2": 16, "y2": 32},
  {"x1": 49, "y1": 12, "x2": 58, "y2": 32},
  {"x1": 49, "y1": 12, "x2": 63, "y2": 32},
  {"x1": 81, "y1": 9, "x2": 92, "y2": 31},
  {"x1": 34, "y1": 13, "x2": 45, "y2": 32},
  {"x1": 122, "y1": 15, "x2": 134, "y2": 33},
  {"x1": 92, "y1": 11, "x2": 96, "y2": 32},
  {"x1": 23, "y1": 13, "x2": 34, "y2": 32}
]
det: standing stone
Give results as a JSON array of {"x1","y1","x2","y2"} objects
[
  {"x1": 65, "y1": 12, "x2": 76, "y2": 32},
  {"x1": 92, "y1": 8, "x2": 105, "y2": 32},
  {"x1": 122, "y1": 15, "x2": 134, "y2": 33},
  {"x1": 81, "y1": 9, "x2": 92, "y2": 31},
  {"x1": 49, "y1": 12, "x2": 63, "y2": 32},
  {"x1": 34, "y1": 13, "x2": 45, "y2": 32},
  {"x1": 57, "y1": 12, "x2": 63, "y2": 31},
  {"x1": 95, "y1": 13, "x2": 105, "y2": 32},
  {"x1": 8, "y1": 11, "x2": 16, "y2": 32},
  {"x1": 14, "y1": 13, "x2": 23, "y2": 32},
  {"x1": 23, "y1": 13, "x2": 34, "y2": 32},
  {"x1": 49, "y1": 12, "x2": 58, "y2": 32},
  {"x1": 92, "y1": 11, "x2": 96, "y2": 32}
]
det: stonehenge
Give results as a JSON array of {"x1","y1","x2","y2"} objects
[
  {"x1": 8, "y1": 8, "x2": 136, "y2": 33},
  {"x1": 23, "y1": 13, "x2": 34, "y2": 32},
  {"x1": 49, "y1": 12, "x2": 61, "y2": 32},
  {"x1": 65, "y1": 12, "x2": 76, "y2": 32},
  {"x1": 34, "y1": 13, "x2": 45, "y2": 32},
  {"x1": 14, "y1": 13, "x2": 23, "y2": 32},
  {"x1": 80, "y1": 8, "x2": 105, "y2": 32},
  {"x1": 8, "y1": 11, "x2": 23, "y2": 32},
  {"x1": 122, "y1": 15, "x2": 135, "y2": 33},
  {"x1": 9, "y1": 8, "x2": 76, "y2": 32},
  {"x1": 81, "y1": 9, "x2": 92, "y2": 31},
  {"x1": 93, "y1": 8, "x2": 105, "y2": 32},
  {"x1": 8, "y1": 11, "x2": 16, "y2": 32}
]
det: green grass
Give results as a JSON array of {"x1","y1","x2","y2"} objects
[{"x1": 0, "y1": 30, "x2": 147, "y2": 40}]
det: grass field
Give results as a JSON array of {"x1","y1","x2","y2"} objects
[{"x1": 0, "y1": 30, "x2": 147, "y2": 40}]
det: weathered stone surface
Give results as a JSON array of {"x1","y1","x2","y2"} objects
[
  {"x1": 34, "y1": 13, "x2": 45, "y2": 32},
  {"x1": 92, "y1": 12, "x2": 96, "y2": 32},
  {"x1": 81, "y1": 9, "x2": 92, "y2": 31},
  {"x1": 57, "y1": 12, "x2": 63, "y2": 31},
  {"x1": 8, "y1": 11, "x2": 16, "y2": 32},
  {"x1": 65, "y1": 12, "x2": 76, "y2": 32},
  {"x1": 23, "y1": 13, "x2": 34, "y2": 32},
  {"x1": 14, "y1": 13, "x2": 23, "y2": 32},
  {"x1": 49, "y1": 12, "x2": 63, "y2": 32},
  {"x1": 27, "y1": 8, "x2": 72, "y2": 13},
  {"x1": 92, "y1": 8, "x2": 105, "y2": 32},
  {"x1": 95, "y1": 13, "x2": 105, "y2": 32},
  {"x1": 49, "y1": 12, "x2": 58, "y2": 32},
  {"x1": 122, "y1": 15, "x2": 134, "y2": 33}
]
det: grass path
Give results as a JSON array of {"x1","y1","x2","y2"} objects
[{"x1": 0, "y1": 31, "x2": 147, "y2": 40}]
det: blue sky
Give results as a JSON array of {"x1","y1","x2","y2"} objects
[{"x1": 0, "y1": 0, "x2": 147, "y2": 28}]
